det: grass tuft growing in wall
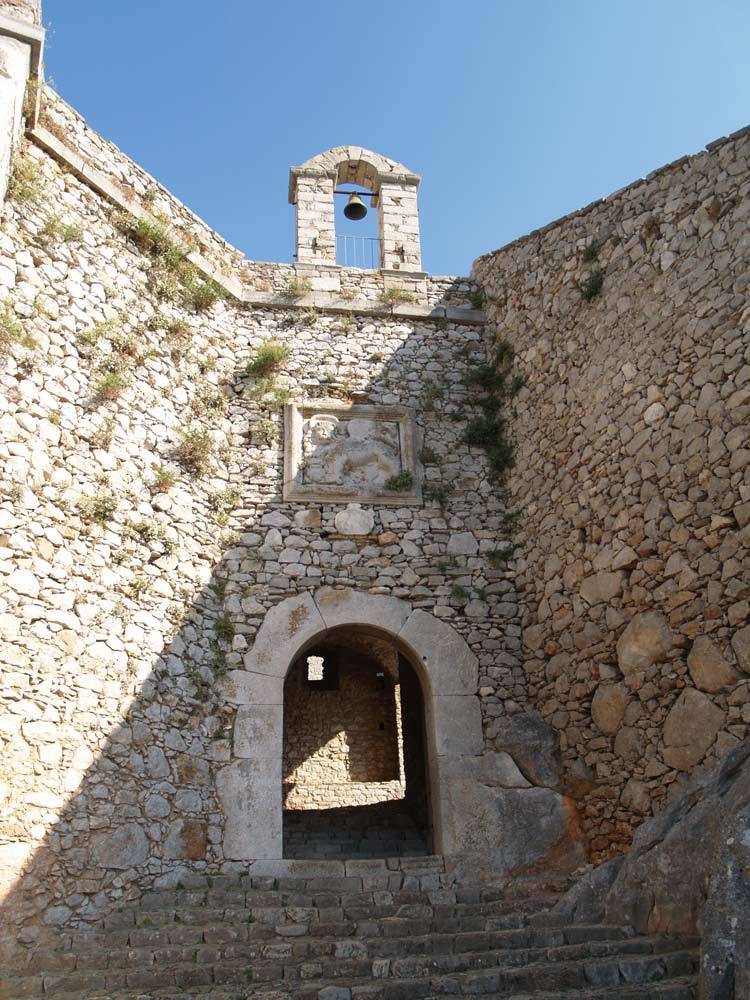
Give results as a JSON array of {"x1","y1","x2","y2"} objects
[
  {"x1": 384, "y1": 470, "x2": 414, "y2": 492},
  {"x1": 462, "y1": 339, "x2": 524, "y2": 477},
  {"x1": 77, "y1": 491, "x2": 118, "y2": 524},
  {"x1": 176, "y1": 427, "x2": 215, "y2": 477},
  {"x1": 378, "y1": 287, "x2": 414, "y2": 308},
  {"x1": 0, "y1": 301, "x2": 36, "y2": 352},
  {"x1": 6, "y1": 153, "x2": 45, "y2": 205},
  {"x1": 93, "y1": 369, "x2": 129, "y2": 403},
  {"x1": 577, "y1": 267, "x2": 605, "y2": 302},
  {"x1": 40, "y1": 212, "x2": 83, "y2": 243},
  {"x1": 245, "y1": 340, "x2": 291, "y2": 377},
  {"x1": 285, "y1": 276, "x2": 312, "y2": 297}
]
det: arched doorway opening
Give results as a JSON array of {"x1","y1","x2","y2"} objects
[{"x1": 282, "y1": 625, "x2": 431, "y2": 858}]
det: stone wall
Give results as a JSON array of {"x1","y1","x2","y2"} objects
[
  {"x1": 472, "y1": 125, "x2": 750, "y2": 860},
  {"x1": 283, "y1": 654, "x2": 404, "y2": 810},
  {"x1": 0, "y1": 119, "x2": 520, "y2": 945}
]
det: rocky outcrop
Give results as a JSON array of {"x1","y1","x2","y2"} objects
[
  {"x1": 699, "y1": 801, "x2": 750, "y2": 999},
  {"x1": 551, "y1": 738, "x2": 750, "y2": 994}
]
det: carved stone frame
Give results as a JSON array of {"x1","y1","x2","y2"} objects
[{"x1": 282, "y1": 400, "x2": 421, "y2": 505}]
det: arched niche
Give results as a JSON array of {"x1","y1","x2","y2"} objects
[{"x1": 288, "y1": 146, "x2": 422, "y2": 272}]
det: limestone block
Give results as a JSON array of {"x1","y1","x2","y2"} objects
[
  {"x1": 216, "y1": 758, "x2": 282, "y2": 860},
  {"x1": 731, "y1": 625, "x2": 750, "y2": 674},
  {"x1": 662, "y1": 688, "x2": 724, "y2": 770},
  {"x1": 489, "y1": 711, "x2": 562, "y2": 788},
  {"x1": 616, "y1": 611, "x2": 673, "y2": 676},
  {"x1": 579, "y1": 571, "x2": 624, "y2": 605},
  {"x1": 333, "y1": 504, "x2": 374, "y2": 536},
  {"x1": 164, "y1": 819, "x2": 207, "y2": 861},
  {"x1": 687, "y1": 636, "x2": 738, "y2": 693},
  {"x1": 315, "y1": 586, "x2": 411, "y2": 636},
  {"x1": 294, "y1": 508, "x2": 321, "y2": 528},
  {"x1": 243, "y1": 591, "x2": 325, "y2": 677},
  {"x1": 221, "y1": 669, "x2": 283, "y2": 706},
  {"x1": 591, "y1": 683, "x2": 628, "y2": 735},
  {"x1": 620, "y1": 778, "x2": 650, "y2": 814},
  {"x1": 234, "y1": 704, "x2": 282, "y2": 759},
  {"x1": 399, "y1": 609, "x2": 478, "y2": 696},
  {"x1": 441, "y1": 782, "x2": 585, "y2": 877},
  {"x1": 439, "y1": 751, "x2": 531, "y2": 788},
  {"x1": 446, "y1": 531, "x2": 478, "y2": 555},
  {"x1": 91, "y1": 823, "x2": 149, "y2": 869},
  {"x1": 433, "y1": 696, "x2": 483, "y2": 756},
  {"x1": 7, "y1": 568, "x2": 39, "y2": 598}
]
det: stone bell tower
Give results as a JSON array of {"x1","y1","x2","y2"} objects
[
  {"x1": 288, "y1": 146, "x2": 422, "y2": 272},
  {"x1": 0, "y1": 0, "x2": 44, "y2": 205}
]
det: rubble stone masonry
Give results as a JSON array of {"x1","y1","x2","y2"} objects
[{"x1": 472, "y1": 124, "x2": 750, "y2": 859}]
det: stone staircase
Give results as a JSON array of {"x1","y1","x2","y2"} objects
[{"x1": 0, "y1": 856, "x2": 700, "y2": 999}]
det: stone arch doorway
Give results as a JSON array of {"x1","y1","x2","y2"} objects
[
  {"x1": 217, "y1": 587, "x2": 483, "y2": 861},
  {"x1": 282, "y1": 625, "x2": 432, "y2": 858}
]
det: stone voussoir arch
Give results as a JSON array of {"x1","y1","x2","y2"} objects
[{"x1": 216, "y1": 587, "x2": 482, "y2": 861}]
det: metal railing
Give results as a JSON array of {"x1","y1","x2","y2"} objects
[{"x1": 336, "y1": 234, "x2": 381, "y2": 269}]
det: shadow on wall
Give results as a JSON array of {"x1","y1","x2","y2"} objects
[{"x1": 1, "y1": 275, "x2": 530, "y2": 968}]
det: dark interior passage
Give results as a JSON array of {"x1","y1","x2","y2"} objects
[{"x1": 282, "y1": 627, "x2": 430, "y2": 858}]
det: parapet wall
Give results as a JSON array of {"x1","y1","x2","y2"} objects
[{"x1": 472, "y1": 125, "x2": 750, "y2": 859}]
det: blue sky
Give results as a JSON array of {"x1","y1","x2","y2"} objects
[{"x1": 44, "y1": 1, "x2": 750, "y2": 276}]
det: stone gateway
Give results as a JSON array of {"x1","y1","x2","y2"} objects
[{"x1": 0, "y1": 2, "x2": 748, "y2": 995}]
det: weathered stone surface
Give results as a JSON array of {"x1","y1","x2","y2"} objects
[
  {"x1": 699, "y1": 801, "x2": 750, "y2": 999},
  {"x1": 442, "y1": 783, "x2": 585, "y2": 880},
  {"x1": 91, "y1": 824, "x2": 149, "y2": 869},
  {"x1": 216, "y1": 759, "x2": 282, "y2": 860},
  {"x1": 446, "y1": 531, "x2": 478, "y2": 556},
  {"x1": 333, "y1": 504, "x2": 374, "y2": 536},
  {"x1": 433, "y1": 696, "x2": 483, "y2": 756},
  {"x1": 234, "y1": 705, "x2": 281, "y2": 759},
  {"x1": 591, "y1": 683, "x2": 628, "y2": 735},
  {"x1": 243, "y1": 591, "x2": 326, "y2": 677},
  {"x1": 731, "y1": 625, "x2": 750, "y2": 674},
  {"x1": 616, "y1": 611, "x2": 673, "y2": 676},
  {"x1": 687, "y1": 636, "x2": 738, "y2": 693},
  {"x1": 399, "y1": 608, "x2": 479, "y2": 696},
  {"x1": 579, "y1": 571, "x2": 623, "y2": 605},
  {"x1": 600, "y1": 739, "x2": 750, "y2": 935},
  {"x1": 315, "y1": 587, "x2": 411, "y2": 637},
  {"x1": 548, "y1": 856, "x2": 624, "y2": 923},
  {"x1": 164, "y1": 819, "x2": 207, "y2": 861},
  {"x1": 662, "y1": 688, "x2": 725, "y2": 770},
  {"x1": 488, "y1": 711, "x2": 562, "y2": 789}
]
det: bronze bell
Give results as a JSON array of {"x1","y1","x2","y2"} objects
[{"x1": 343, "y1": 192, "x2": 367, "y2": 221}]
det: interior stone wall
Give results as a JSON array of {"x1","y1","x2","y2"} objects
[
  {"x1": 0, "y1": 121, "x2": 519, "y2": 945},
  {"x1": 283, "y1": 652, "x2": 404, "y2": 810},
  {"x1": 472, "y1": 125, "x2": 750, "y2": 861}
]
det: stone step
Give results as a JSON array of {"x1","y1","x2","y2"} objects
[
  {"x1": 60, "y1": 902, "x2": 558, "y2": 956},
  {"x1": 1, "y1": 944, "x2": 698, "y2": 999},
  {"x1": 31, "y1": 921, "x2": 641, "y2": 975},
  {"x1": 2, "y1": 980, "x2": 697, "y2": 1000},
  {"x1": 290, "y1": 951, "x2": 699, "y2": 997}
]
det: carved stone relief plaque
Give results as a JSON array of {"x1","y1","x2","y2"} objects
[{"x1": 283, "y1": 401, "x2": 421, "y2": 504}]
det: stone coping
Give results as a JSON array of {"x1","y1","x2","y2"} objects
[
  {"x1": 29, "y1": 125, "x2": 485, "y2": 326},
  {"x1": 0, "y1": 11, "x2": 44, "y2": 79},
  {"x1": 474, "y1": 123, "x2": 750, "y2": 268}
]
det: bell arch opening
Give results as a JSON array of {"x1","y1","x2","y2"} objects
[{"x1": 282, "y1": 624, "x2": 432, "y2": 859}]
